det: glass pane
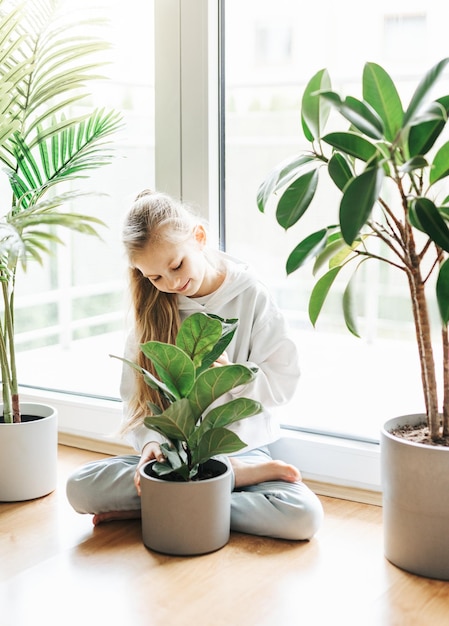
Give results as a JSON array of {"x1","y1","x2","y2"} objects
[
  {"x1": 224, "y1": 0, "x2": 445, "y2": 440},
  {"x1": 8, "y1": 0, "x2": 155, "y2": 398}
]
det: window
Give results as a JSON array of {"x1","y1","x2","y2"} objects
[
  {"x1": 14, "y1": 0, "x2": 447, "y2": 494},
  {"x1": 12, "y1": 0, "x2": 155, "y2": 400},
  {"x1": 224, "y1": 0, "x2": 445, "y2": 442}
]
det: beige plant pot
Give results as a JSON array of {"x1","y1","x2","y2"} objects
[
  {"x1": 140, "y1": 457, "x2": 232, "y2": 556},
  {"x1": 381, "y1": 413, "x2": 449, "y2": 580},
  {"x1": 0, "y1": 403, "x2": 58, "y2": 502}
]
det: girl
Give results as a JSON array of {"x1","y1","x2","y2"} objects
[{"x1": 66, "y1": 190, "x2": 324, "y2": 540}]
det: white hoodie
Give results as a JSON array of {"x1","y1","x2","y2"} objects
[{"x1": 120, "y1": 253, "x2": 300, "y2": 453}]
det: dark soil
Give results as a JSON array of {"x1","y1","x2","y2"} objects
[
  {"x1": 146, "y1": 458, "x2": 228, "y2": 481},
  {"x1": 390, "y1": 422, "x2": 449, "y2": 447}
]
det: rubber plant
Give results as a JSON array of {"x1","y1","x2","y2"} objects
[
  {"x1": 113, "y1": 312, "x2": 262, "y2": 481},
  {"x1": 0, "y1": 0, "x2": 123, "y2": 422},
  {"x1": 257, "y1": 58, "x2": 449, "y2": 442}
]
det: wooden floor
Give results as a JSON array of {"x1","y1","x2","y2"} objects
[{"x1": 1, "y1": 446, "x2": 449, "y2": 626}]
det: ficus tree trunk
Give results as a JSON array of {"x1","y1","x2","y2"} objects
[{"x1": 407, "y1": 265, "x2": 440, "y2": 439}]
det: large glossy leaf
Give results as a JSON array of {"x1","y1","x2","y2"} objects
[
  {"x1": 340, "y1": 167, "x2": 384, "y2": 245},
  {"x1": 286, "y1": 228, "x2": 328, "y2": 274},
  {"x1": 188, "y1": 364, "x2": 257, "y2": 419},
  {"x1": 144, "y1": 398, "x2": 196, "y2": 442},
  {"x1": 436, "y1": 258, "x2": 449, "y2": 324},
  {"x1": 140, "y1": 341, "x2": 195, "y2": 398},
  {"x1": 430, "y1": 140, "x2": 449, "y2": 185},
  {"x1": 403, "y1": 58, "x2": 449, "y2": 127},
  {"x1": 363, "y1": 62, "x2": 403, "y2": 142},
  {"x1": 323, "y1": 131, "x2": 378, "y2": 162},
  {"x1": 192, "y1": 428, "x2": 247, "y2": 466},
  {"x1": 276, "y1": 169, "x2": 319, "y2": 229},
  {"x1": 312, "y1": 232, "x2": 350, "y2": 275},
  {"x1": 408, "y1": 96, "x2": 449, "y2": 157},
  {"x1": 301, "y1": 68, "x2": 331, "y2": 141},
  {"x1": 257, "y1": 154, "x2": 318, "y2": 213},
  {"x1": 320, "y1": 92, "x2": 384, "y2": 139},
  {"x1": 328, "y1": 152, "x2": 353, "y2": 191},
  {"x1": 413, "y1": 197, "x2": 449, "y2": 252},
  {"x1": 194, "y1": 398, "x2": 262, "y2": 445},
  {"x1": 176, "y1": 313, "x2": 222, "y2": 369},
  {"x1": 309, "y1": 266, "x2": 342, "y2": 327},
  {"x1": 205, "y1": 398, "x2": 261, "y2": 430},
  {"x1": 194, "y1": 314, "x2": 239, "y2": 374}
]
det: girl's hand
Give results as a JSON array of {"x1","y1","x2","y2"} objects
[{"x1": 134, "y1": 441, "x2": 166, "y2": 495}]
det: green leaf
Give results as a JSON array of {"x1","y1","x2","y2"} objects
[
  {"x1": 109, "y1": 354, "x2": 177, "y2": 403},
  {"x1": 176, "y1": 313, "x2": 222, "y2": 369},
  {"x1": 158, "y1": 443, "x2": 185, "y2": 472},
  {"x1": 320, "y1": 92, "x2": 384, "y2": 139},
  {"x1": 413, "y1": 197, "x2": 449, "y2": 252},
  {"x1": 144, "y1": 398, "x2": 196, "y2": 442},
  {"x1": 192, "y1": 428, "x2": 247, "y2": 466},
  {"x1": 408, "y1": 97, "x2": 449, "y2": 157},
  {"x1": 328, "y1": 152, "x2": 353, "y2": 191},
  {"x1": 286, "y1": 228, "x2": 328, "y2": 274},
  {"x1": 363, "y1": 62, "x2": 403, "y2": 142},
  {"x1": 276, "y1": 169, "x2": 319, "y2": 229},
  {"x1": 301, "y1": 68, "x2": 331, "y2": 141},
  {"x1": 400, "y1": 156, "x2": 428, "y2": 174},
  {"x1": 436, "y1": 258, "x2": 449, "y2": 324},
  {"x1": 196, "y1": 314, "x2": 239, "y2": 374},
  {"x1": 403, "y1": 58, "x2": 449, "y2": 127},
  {"x1": 257, "y1": 154, "x2": 318, "y2": 213},
  {"x1": 323, "y1": 131, "x2": 378, "y2": 162},
  {"x1": 199, "y1": 398, "x2": 262, "y2": 433},
  {"x1": 340, "y1": 167, "x2": 384, "y2": 245},
  {"x1": 430, "y1": 140, "x2": 449, "y2": 185},
  {"x1": 140, "y1": 342, "x2": 195, "y2": 398},
  {"x1": 342, "y1": 260, "x2": 369, "y2": 338},
  {"x1": 312, "y1": 232, "x2": 349, "y2": 275},
  {"x1": 309, "y1": 266, "x2": 343, "y2": 327},
  {"x1": 188, "y1": 364, "x2": 257, "y2": 420}
]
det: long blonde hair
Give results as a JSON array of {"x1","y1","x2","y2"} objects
[{"x1": 121, "y1": 189, "x2": 207, "y2": 431}]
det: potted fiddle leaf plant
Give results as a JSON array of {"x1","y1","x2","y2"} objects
[
  {"x1": 257, "y1": 58, "x2": 449, "y2": 579},
  {"x1": 0, "y1": 0, "x2": 122, "y2": 501},
  {"x1": 113, "y1": 312, "x2": 262, "y2": 555}
]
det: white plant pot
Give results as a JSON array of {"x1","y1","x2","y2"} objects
[
  {"x1": 0, "y1": 402, "x2": 58, "y2": 501},
  {"x1": 381, "y1": 413, "x2": 449, "y2": 580},
  {"x1": 140, "y1": 457, "x2": 232, "y2": 556}
]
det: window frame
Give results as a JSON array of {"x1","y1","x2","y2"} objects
[{"x1": 25, "y1": 0, "x2": 381, "y2": 502}]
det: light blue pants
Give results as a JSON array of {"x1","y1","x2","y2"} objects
[{"x1": 66, "y1": 447, "x2": 324, "y2": 540}]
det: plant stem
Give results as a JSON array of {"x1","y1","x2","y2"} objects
[
  {"x1": 0, "y1": 279, "x2": 13, "y2": 422},
  {"x1": 406, "y1": 259, "x2": 439, "y2": 438},
  {"x1": 443, "y1": 324, "x2": 449, "y2": 436}
]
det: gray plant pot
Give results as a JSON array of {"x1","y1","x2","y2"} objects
[
  {"x1": 381, "y1": 413, "x2": 449, "y2": 580},
  {"x1": 139, "y1": 457, "x2": 233, "y2": 556}
]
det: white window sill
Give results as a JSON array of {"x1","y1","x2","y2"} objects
[{"x1": 20, "y1": 386, "x2": 382, "y2": 504}]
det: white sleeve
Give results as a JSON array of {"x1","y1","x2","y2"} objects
[{"x1": 229, "y1": 295, "x2": 300, "y2": 408}]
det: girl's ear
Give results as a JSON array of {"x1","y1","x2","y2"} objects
[{"x1": 193, "y1": 224, "x2": 207, "y2": 247}]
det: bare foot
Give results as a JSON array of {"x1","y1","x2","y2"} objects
[
  {"x1": 92, "y1": 510, "x2": 141, "y2": 526},
  {"x1": 230, "y1": 458, "x2": 302, "y2": 488}
]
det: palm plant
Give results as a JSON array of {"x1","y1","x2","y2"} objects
[
  {"x1": 258, "y1": 58, "x2": 449, "y2": 442},
  {"x1": 0, "y1": 0, "x2": 122, "y2": 422}
]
